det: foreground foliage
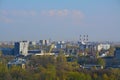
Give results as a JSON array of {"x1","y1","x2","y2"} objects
[{"x1": 0, "y1": 55, "x2": 120, "y2": 80}]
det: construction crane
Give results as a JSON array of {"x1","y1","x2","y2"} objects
[
  {"x1": 49, "y1": 44, "x2": 54, "y2": 53},
  {"x1": 35, "y1": 44, "x2": 55, "y2": 56}
]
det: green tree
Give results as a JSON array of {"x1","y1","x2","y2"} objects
[
  {"x1": 96, "y1": 51, "x2": 99, "y2": 58},
  {"x1": 93, "y1": 73, "x2": 98, "y2": 80},
  {"x1": 84, "y1": 48, "x2": 89, "y2": 55},
  {"x1": 111, "y1": 69, "x2": 120, "y2": 80},
  {"x1": 102, "y1": 74, "x2": 109, "y2": 80},
  {"x1": 56, "y1": 54, "x2": 67, "y2": 80},
  {"x1": 0, "y1": 63, "x2": 11, "y2": 80},
  {"x1": 10, "y1": 66, "x2": 31, "y2": 80},
  {"x1": 108, "y1": 46, "x2": 115, "y2": 56},
  {"x1": 97, "y1": 58, "x2": 105, "y2": 68},
  {"x1": 0, "y1": 51, "x2": 2, "y2": 57}
]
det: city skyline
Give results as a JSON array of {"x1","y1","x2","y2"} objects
[{"x1": 0, "y1": 0, "x2": 120, "y2": 41}]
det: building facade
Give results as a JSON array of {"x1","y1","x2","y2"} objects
[
  {"x1": 97, "y1": 44, "x2": 110, "y2": 51},
  {"x1": 39, "y1": 40, "x2": 49, "y2": 46},
  {"x1": 14, "y1": 41, "x2": 29, "y2": 56},
  {"x1": 114, "y1": 47, "x2": 120, "y2": 60}
]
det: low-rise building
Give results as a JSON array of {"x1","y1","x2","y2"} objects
[
  {"x1": 0, "y1": 48, "x2": 14, "y2": 55},
  {"x1": 8, "y1": 58, "x2": 26, "y2": 69}
]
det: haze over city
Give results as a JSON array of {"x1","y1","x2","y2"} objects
[{"x1": 0, "y1": 0, "x2": 120, "y2": 41}]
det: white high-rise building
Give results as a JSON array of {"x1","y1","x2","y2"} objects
[
  {"x1": 97, "y1": 44, "x2": 110, "y2": 51},
  {"x1": 14, "y1": 41, "x2": 29, "y2": 56}
]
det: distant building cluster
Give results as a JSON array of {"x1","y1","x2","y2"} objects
[
  {"x1": 0, "y1": 37, "x2": 120, "y2": 69},
  {"x1": 0, "y1": 38, "x2": 119, "y2": 59}
]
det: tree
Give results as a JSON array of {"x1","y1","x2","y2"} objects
[
  {"x1": 0, "y1": 63, "x2": 11, "y2": 80},
  {"x1": 97, "y1": 58, "x2": 105, "y2": 68},
  {"x1": 56, "y1": 54, "x2": 67, "y2": 80},
  {"x1": 102, "y1": 74, "x2": 109, "y2": 80},
  {"x1": 28, "y1": 55, "x2": 55, "y2": 68},
  {"x1": 0, "y1": 51, "x2": 2, "y2": 57},
  {"x1": 38, "y1": 64, "x2": 56, "y2": 80},
  {"x1": 93, "y1": 73, "x2": 98, "y2": 80},
  {"x1": 96, "y1": 51, "x2": 99, "y2": 58},
  {"x1": 108, "y1": 46, "x2": 115, "y2": 56},
  {"x1": 84, "y1": 48, "x2": 89, "y2": 55}
]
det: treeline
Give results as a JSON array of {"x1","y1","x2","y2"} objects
[{"x1": 0, "y1": 55, "x2": 120, "y2": 80}]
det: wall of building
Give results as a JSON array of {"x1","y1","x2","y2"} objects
[
  {"x1": 39, "y1": 40, "x2": 49, "y2": 46},
  {"x1": 115, "y1": 47, "x2": 120, "y2": 60},
  {"x1": 97, "y1": 44, "x2": 110, "y2": 51},
  {"x1": 14, "y1": 41, "x2": 29, "y2": 56}
]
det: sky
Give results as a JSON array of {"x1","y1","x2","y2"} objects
[{"x1": 0, "y1": 0, "x2": 120, "y2": 41}]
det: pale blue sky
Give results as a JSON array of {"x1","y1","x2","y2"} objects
[{"x1": 0, "y1": 0, "x2": 120, "y2": 41}]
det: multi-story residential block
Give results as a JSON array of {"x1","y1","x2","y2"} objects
[
  {"x1": 14, "y1": 41, "x2": 29, "y2": 56},
  {"x1": 39, "y1": 40, "x2": 49, "y2": 46},
  {"x1": 29, "y1": 41, "x2": 36, "y2": 46},
  {"x1": 55, "y1": 41, "x2": 65, "y2": 49}
]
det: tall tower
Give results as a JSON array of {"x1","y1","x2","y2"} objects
[
  {"x1": 79, "y1": 35, "x2": 88, "y2": 43},
  {"x1": 86, "y1": 35, "x2": 88, "y2": 42},
  {"x1": 14, "y1": 41, "x2": 29, "y2": 56},
  {"x1": 80, "y1": 35, "x2": 82, "y2": 42}
]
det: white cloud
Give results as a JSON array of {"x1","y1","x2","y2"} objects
[
  {"x1": 56, "y1": 9, "x2": 68, "y2": 16},
  {"x1": 0, "y1": 10, "x2": 37, "y2": 16},
  {"x1": 40, "y1": 9, "x2": 85, "y2": 25},
  {"x1": 48, "y1": 10, "x2": 56, "y2": 16},
  {"x1": 41, "y1": 10, "x2": 68, "y2": 16},
  {"x1": 0, "y1": 9, "x2": 84, "y2": 25},
  {"x1": 0, "y1": 16, "x2": 13, "y2": 23},
  {"x1": 40, "y1": 9, "x2": 84, "y2": 17},
  {"x1": 72, "y1": 10, "x2": 84, "y2": 18},
  {"x1": 11, "y1": 10, "x2": 37, "y2": 16},
  {"x1": 0, "y1": 9, "x2": 84, "y2": 18},
  {"x1": 41, "y1": 9, "x2": 68, "y2": 16},
  {"x1": 0, "y1": 10, "x2": 8, "y2": 15},
  {"x1": 29, "y1": 11, "x2": 37, "y2": 16}
]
